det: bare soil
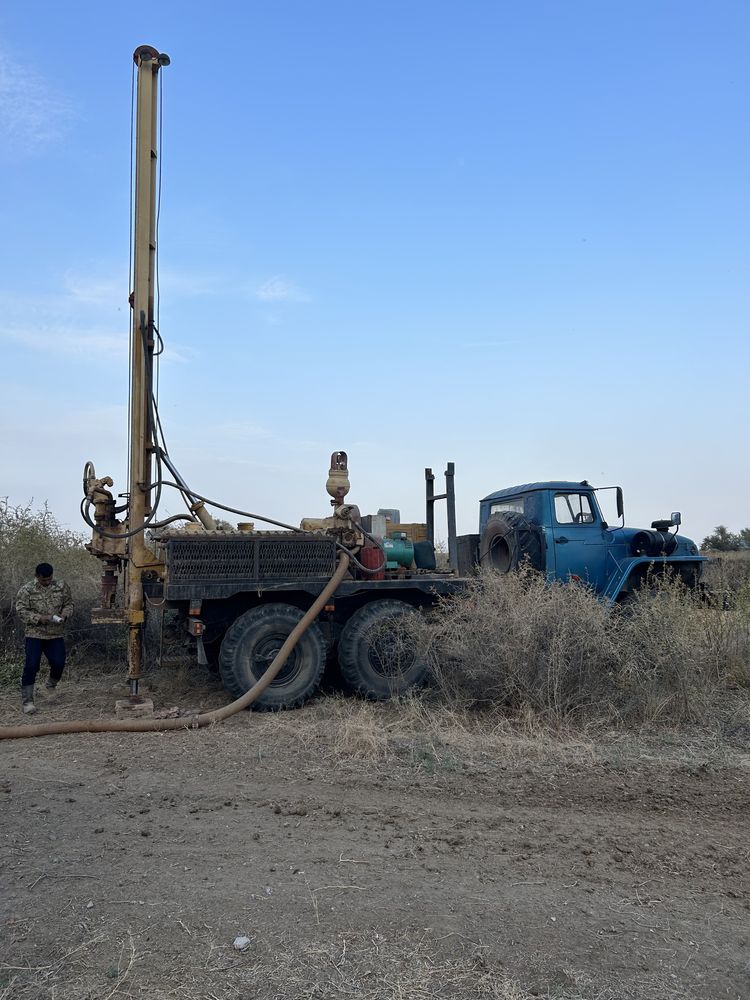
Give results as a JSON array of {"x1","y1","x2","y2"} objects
[{"x1": 1, "y1": 670, "x2": 749, "y2": 1000}]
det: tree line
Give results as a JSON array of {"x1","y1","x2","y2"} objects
[{"x1": 701, "y1": 526, "x2": 750, "y2": 552}]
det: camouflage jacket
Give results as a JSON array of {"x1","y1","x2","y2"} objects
[{"x1": 15, "y1": 579, "x2": 74, "y2": 639}]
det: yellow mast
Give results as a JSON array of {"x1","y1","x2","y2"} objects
[{"x1": 127, "y1": 45, "x2": 170, "y2": 695}]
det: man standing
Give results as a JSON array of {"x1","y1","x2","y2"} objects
[{"x1": 15, "y1": 563, "x2": 73, "y2": 715}]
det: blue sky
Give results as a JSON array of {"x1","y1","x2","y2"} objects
[{"x1": 1, "y1": 1, "x2": 748, "y2": 545}]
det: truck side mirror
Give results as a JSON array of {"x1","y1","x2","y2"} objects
[
  {"x1": 671, "y1": 511, "x2": 681, "y2": 526},
  {"x1": 616, "y1": 487, "x2": 624, "y2": 520}
]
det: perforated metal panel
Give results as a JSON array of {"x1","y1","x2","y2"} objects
[
  {"x1": 164, "y1": 532, "x2": 336, "y2": 597},
  {"x1": 258, "y1": 538, "x2": 335, "y2": 578},
  {"x1": 167, "y1": 537, "x2": 256, "y2": 582}
]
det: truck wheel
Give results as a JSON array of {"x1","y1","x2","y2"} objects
[
  {"x1": 219, "y1": 603, "x2": 326, "y2": 710},
  {"x1": 338, "y1": 600, "x2": 428, "y2": 700},
  {"x1": 479, "y1": 512, "x2": 543, "y2": 573}
]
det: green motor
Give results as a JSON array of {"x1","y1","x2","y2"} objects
[{"x1": 383, "y1": 533, "x2": 414, "y2": 569}]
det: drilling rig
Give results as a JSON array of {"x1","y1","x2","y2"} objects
[
  {"x1": 80, "y1": 47, "x2": 707, "y2": 716},
  {"x1": 82, "y1": 46, "x2": 460, "y2": 710}
]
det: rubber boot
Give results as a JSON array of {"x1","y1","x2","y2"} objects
[
  {"x1": 45, "y1": 676, "x2": 58, "y2": 690},
  {"x1": 21, "y1": 685, "x2": 37, "y2": 715}
]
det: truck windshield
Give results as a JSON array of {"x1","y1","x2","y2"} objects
[{"x1": 554, "y1": 493, "x2": 595, "y2": 525}]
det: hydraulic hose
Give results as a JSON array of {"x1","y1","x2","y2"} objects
[
  {"x1": 0, "y1": 553, "x2": 350, "y2": 742},
  {"x1": 158, "y1": 481, "x2": 305, "y2": 533}
]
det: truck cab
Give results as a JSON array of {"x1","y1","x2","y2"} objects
[{"x1": 475, "y1": 481, "x2": 706, "y2": 602}]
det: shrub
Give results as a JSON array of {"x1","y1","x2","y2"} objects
[
  {"x1": 0, "y1": 499, "x2": 124, "y2": 673},
  {"x1": 408, "y1": 567, "x2": 750, "y2": 724},
  {"x1": 703, "y1": 551, "x2": 750, "y2": 608}
]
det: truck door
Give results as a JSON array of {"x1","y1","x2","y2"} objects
[{"x1": 550, "y1": 492, "x2": 608, "y2": 592}]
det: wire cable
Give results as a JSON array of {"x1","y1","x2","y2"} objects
[
  {"x1": 156, "y1": 481, "x2": 302, "y2": 532},
  {"x1": 155, "y1": 67, "x2": 163, "y2": 406},
  {"x1": 126, "y1": 59, "x2": 136, "y2": 507}
]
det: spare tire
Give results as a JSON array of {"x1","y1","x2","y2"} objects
[
  {"x1": 479, "y1": 512, "x2": 544, "y2": 573},
  {"x1": 631, "y1": 529, "x2": 678, "y2": 557}
]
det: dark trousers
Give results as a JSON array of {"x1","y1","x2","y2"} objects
[{"x1": 22, "y1": 637, "x2": 66, "y2": 687}]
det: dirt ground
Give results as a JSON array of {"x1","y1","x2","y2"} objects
[{"x1": 1, "y1": 669, "x2": 749, "y2": 1000}]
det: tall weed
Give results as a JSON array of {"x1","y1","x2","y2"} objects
[
  {"x1": 703, "y1": 551, "x2": 750, "y2": 609},
  {"x1": 409, "y1": 567, "x2": 750, "y2": 724}
]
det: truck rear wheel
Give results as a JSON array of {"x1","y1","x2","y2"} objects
[
  {"x1": 338, "y1": 600, "x2": 428, "y2": 700},
  {"x1": 479, "y1": 512, "x2": 543, "y2": 573},
  {"x1": 219, "y1": 603, "x2": 326, "y2": 710}
]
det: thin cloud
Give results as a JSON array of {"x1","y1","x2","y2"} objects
[
  {"x1": 66, "y1": 266, "x2": 223, "y2": 303},
  {"x1": 159, "y1": 269, "x2": 227, "y2": 297},
  {"x1": 64, "y1": 271, "x2": 125, "y2": 307},
  {"x1": 462, "y1": 340, "x2": 518, "y2": 348},
  {"x1": 254, "y1": 276, "x2": 309, "y2": 303},
  {"x1": 1, "y1": 326, "x2": 125, "y2": 358},
  {"x1": 95, "y1": 268, "x2": 307, "y2": 303},
  {"x1": 160, "y1": 342, "x2": 196, "y2": 365},
  {"x1": 0, "y1": 49, "x2": 73, "y2": 149},
  {"x1": 209, "y1": 421, "x2": 273, "y2": 440},
  {"x1": 259, "y1": 312, "x2": 283, "y2": 327},
  {"x1": 0, "y1": 325, "x2": 193, "y2": 364},
  {"x1": 0, "y1": 395, "x2": 126, "y2": 437}
]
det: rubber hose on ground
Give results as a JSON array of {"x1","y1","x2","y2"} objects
[{"x1": 0, "y1": 553, "x2": 351, "y2": 741}]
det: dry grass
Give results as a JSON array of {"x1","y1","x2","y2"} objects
[
  {"x1": 3, "y1": 656, "x2": 748, "y2": 775},
  {"x1": 0, "y1": 924, "x2": 699, "y2": 1000},
  {"x1": 702, "y1": 548, "x2": 750, "y2": 598},
  {"x1": 226, "y1": 693, "x2": 749, "y2": 776},
  {"x1": 403, "y1": 568, "x2": 750, "y2": 725}
]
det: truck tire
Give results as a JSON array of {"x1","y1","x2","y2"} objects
[
  {"x1": 338, "y1": 600, "x2": 428, "y2": 700},
  {"x1": 479, "y1": 512, "x2": 544, "y2": 573},
  {"x1": 218, "y1": 603, "x2": 326, "y2": 710}
]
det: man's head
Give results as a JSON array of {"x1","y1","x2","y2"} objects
[{"x1": 35, "y1": 563, "x2": 54, "y2": 587}]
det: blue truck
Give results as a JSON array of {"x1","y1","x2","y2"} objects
[{"x1": 457, "y1": 479, "x2": 706, "y2": 603}]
